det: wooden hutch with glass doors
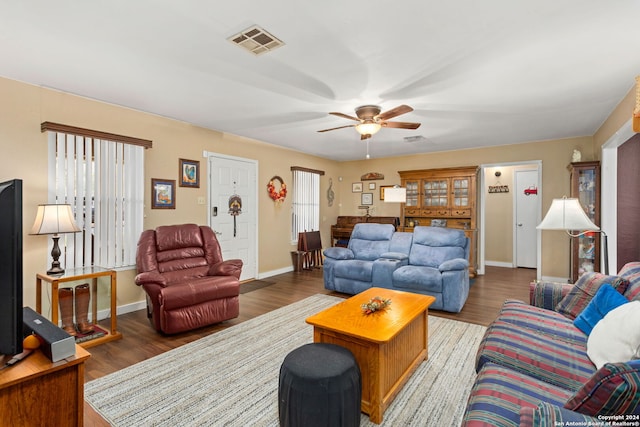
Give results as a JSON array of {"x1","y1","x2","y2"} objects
[{"x1": 398, "y1": 166, "x2": 479, "y2": 276}]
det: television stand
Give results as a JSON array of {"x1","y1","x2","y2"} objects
[{"x1": 0, "y1": 344, "x2": 90, "y2": 426}]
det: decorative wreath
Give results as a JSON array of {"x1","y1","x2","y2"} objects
[{"x1": 267, "y1": 175, "x2": 287, "y2": 202}]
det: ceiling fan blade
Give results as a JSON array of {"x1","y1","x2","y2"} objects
[
  {"x1": 317, "y1": 124, "x2": 356, "y2": 133},
  {"x1": 381, "y1": 121, "x2": 421, "y2": 130},
  {"x1": 376, "y1": 104, "x2": 413, "y2": 121},
  {"x1": 329, "y1": 112, "x2": 360, "y2": 121}
]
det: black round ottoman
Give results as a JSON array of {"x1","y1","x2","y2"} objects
[{"x1": 278, "y1": 343, "x2": 361, "y2": 427}]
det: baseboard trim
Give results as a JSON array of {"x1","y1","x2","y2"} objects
[
  {"x1": 485, "y1": 261, "x2": 514, "y2": 268},
  {"x1": 94, "y1": 300, "x2": 147, "y2": 322}
]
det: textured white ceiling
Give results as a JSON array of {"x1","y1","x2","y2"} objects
[{"x1": 2, "y1": 1, "x2": 639, "y2": 160}]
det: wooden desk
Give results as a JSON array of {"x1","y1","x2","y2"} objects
[
  {"x1": 0, "y1": 345, "x2": 90, "y2": 427},
  {"x1": 306, "y1": 288, "x2": 435, "y2": 424},
  {"x1": 36, "y1": 267, "x2": 122, "y2": 348}
]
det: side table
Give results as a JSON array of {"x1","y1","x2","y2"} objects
[{"x1": 36, "y1": 266, "x2": 122, "y2": 348}]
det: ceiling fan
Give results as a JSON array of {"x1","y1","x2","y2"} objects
[{"x1": 318, "y1": 104, "x2": 421, "y2": 140}]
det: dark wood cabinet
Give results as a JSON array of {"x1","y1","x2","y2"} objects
[{"x1": 568, "y1": 161, "x2": 601, "y2": 282}]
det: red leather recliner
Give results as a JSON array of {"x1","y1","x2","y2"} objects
[{"x1": 135, "y1": 223, "x2": 242, "y2": 334}]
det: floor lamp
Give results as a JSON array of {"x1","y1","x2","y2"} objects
[{"x1": 537, "y1": 197, "x2": 608, "y2": 275}]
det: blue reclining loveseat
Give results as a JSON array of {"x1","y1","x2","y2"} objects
[{"x1": 323, "y1": 223, "x2": 470, "y2": 312}]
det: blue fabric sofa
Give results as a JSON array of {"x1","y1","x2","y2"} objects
[
  {"x1": 462, "y1": 262, "x2": 640, "y2": 426},
  {"x1": 323, "y1": 223, "x2": 470, "y2": 312}
]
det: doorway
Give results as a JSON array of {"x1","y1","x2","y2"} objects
[
  {"x1": 207, "y1": 153, "x2": 258, "y2": 281},
  {"x1": 479, "y1": 162, "x2": 541, "y2": 275}
]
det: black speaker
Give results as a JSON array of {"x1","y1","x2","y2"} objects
[{"x1": 23, "y1": 306, "x2": 75, "y2": 362}]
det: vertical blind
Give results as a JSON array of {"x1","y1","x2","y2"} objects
[
  {"x1": 46, "y1": 130, "x2": 145, "y2": 270},
  {"x1": 291, "y1": 167, "x2": 324, "y2": 242}
]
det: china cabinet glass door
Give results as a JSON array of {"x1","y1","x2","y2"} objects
[{"x1": 569, "y1": 161, "x2": 600, "y2": 282}]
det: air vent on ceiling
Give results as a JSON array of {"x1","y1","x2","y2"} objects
[
  {"x1": 228, "y1": 25, "x2": 284, "y2": 56},
  {"x1": 404, "y1": 135, "x2": 428, "y2": 143}
]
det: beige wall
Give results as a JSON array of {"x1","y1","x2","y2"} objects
[
  {"x1": 1, "y1": 75, "x2": 632, "y2": 312},
  {"x1": 336, "y1": 136, "x2": 594, "y2": 278},
  {"x1": 594, "y1": 85, "x2": 636, "y2": 152},
  {"x1": 0, "y1": 77, "x2": 341, "y2": 311}
]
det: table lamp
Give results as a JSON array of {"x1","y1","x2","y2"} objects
[
  {"x1": 30, "y1": 204, "x2": 81, "y2": 275},
  {"x1": 537, "y1": 197, "x2": 608, "y2": 274}
]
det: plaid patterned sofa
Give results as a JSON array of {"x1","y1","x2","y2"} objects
[{"x1": 462, "y1": 262, "x2": 640, "y2": 426}]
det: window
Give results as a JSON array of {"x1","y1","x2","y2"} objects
[
  {"x1": 291, "y1": 166, "x2": 324, "y2": 243},
  {"x1": 42, "y1": 122, "x2": 151, "y2": 270}
]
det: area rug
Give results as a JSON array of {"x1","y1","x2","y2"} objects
[{"x1": 85, "y1": 294, "x2": 486, "y2": 426}]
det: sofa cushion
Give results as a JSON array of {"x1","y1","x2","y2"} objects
[
  {"x1": 555, "y1": 272, "x2": 629, "y2": 320},
  {"x1": 564, "y1": 360, "x2": 640, "y2": 416},
  {"x1": 587, "y1": 301, "x2": 640, "y2": 369},
  {"x1": 155, "y1": 223, "x2": 203, "y2": 252},
  {"x1": 334, "y1": 259, "x2": 374, "y2": 282},
  {"x1": 462, "y1": 362, "x2": 572, "y2": 427},
  {"x1": 476, "y1": 319, "x2": 595, "y2": 391},
  {"x1": 529, "y1": 280, "x2": 574, "y2": 310},
  {"x1": 392, "y1": 265, "x2": 442, "y2": 292},
  {"x1": 620, "y1": 261, "x2": 640, "y2": 301},
  {"x1": 408, "y1": 226, "x2": 466, "y2": 268},
  {"x1": 160, "y1": 276, "x2": 240, "y2": 310},
  {"x1": 573, "y1": 284, "x2": 629, "y2": 335},
  {"x1": 519, "y1": 402, "x2": 601, "y2": 427},
  {"x1": 497, "y1": 300, "x2": 587, "y2": 346}
]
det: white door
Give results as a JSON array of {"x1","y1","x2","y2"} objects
[
  {"x1": 515, "y1": 169, "x2": 539, "y2": 268},
  {"x1": 208, "y1": 154, "x2": 257, "y2": 281}
]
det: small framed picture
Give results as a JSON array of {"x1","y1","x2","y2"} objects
[
  {"x1": 352, "y1": 182, "x2": 363, "y2": 192},
  {"x1": 151, "y1": 178, "x2": 176, "y2": 209},
  {"x1": 380, "y1": 185, "x2": 394, "y2": 201},
  {"x1": 179, "y1": 158, "x2": 200, "y2": 188},
  {"x1": 368, "y1": 182, "x2": 376, "y2": 190},
  {"x1": 361, "y1": 193, "x2": 373, "y2": 205}
]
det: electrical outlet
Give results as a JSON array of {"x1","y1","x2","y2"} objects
[{"x1": 197, "y1": 196, "x2": 205, "y2": 205}]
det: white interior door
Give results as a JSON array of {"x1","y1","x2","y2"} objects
[
  {"x1": 208, "y1": 154, "x2": 257, "y2": 281},
  {"x1": 515, "y1": 169, "x2": 539, "y2": 268}
]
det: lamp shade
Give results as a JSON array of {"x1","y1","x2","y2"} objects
[
  {"x1": 537, "y1": 198, "x2": 598, "y2": 231},
  {"x1": 384, "y1": 187, "x2": 407, "y2": 203},
  {"x1": 355, "y1": 122, "x2": 382, "y2": 136},
  {"x1": 30, "y1": 204, "x2": 81, "y2": 235}
]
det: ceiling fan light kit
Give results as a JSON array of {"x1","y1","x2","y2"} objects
[
  {"x1": 355, "y1": 122, "x2": 382, "y2": 136},
  {"x1": 318, "y1": 104, "x2": 421, "y2": 139}
]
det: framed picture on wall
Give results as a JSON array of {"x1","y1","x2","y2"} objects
[
  {"x1": 179, "y1": 158, "x2": 200, "y2": 188},
  {"x1": 361, "y1": 193, "x2": 373, "y2": 205},
  {"x1": 352, "y1": 182, "x2": 363, "y2": 192},
  {"x1": 368, "y1": 182, "x2": 376, "y2": 190},
  {"x1": 151, "y1": 178, "x2": 176, "y2": 209}
]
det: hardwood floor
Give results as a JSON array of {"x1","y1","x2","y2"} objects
[{"x1": 83, "y1": 265, "x2": 535, "y2": 425}]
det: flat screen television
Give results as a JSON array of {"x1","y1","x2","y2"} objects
[{"x1": 0, "y1": 179, "x2": 23, "y2": 357}]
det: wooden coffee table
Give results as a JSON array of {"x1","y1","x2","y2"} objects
[{"x1": 306, "y1": 288, "x2": 435, "y2": 424}]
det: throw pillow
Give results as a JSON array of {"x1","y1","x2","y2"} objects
[
  {"x1": 564, "y1": 360, "x2": 640, "y2": 416},
  {"x1": 620, "y1": 262, "x2": 640, "y2": 301},
  {"x1": 573, "y1": 284, "x2": 629, "y2": 335},
  {"x1": 587, "y1": 301, "x2": 640, "y2": 369},
  {"x1": 555, "y1": 272, "x2": 629, "y2": 320}
]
